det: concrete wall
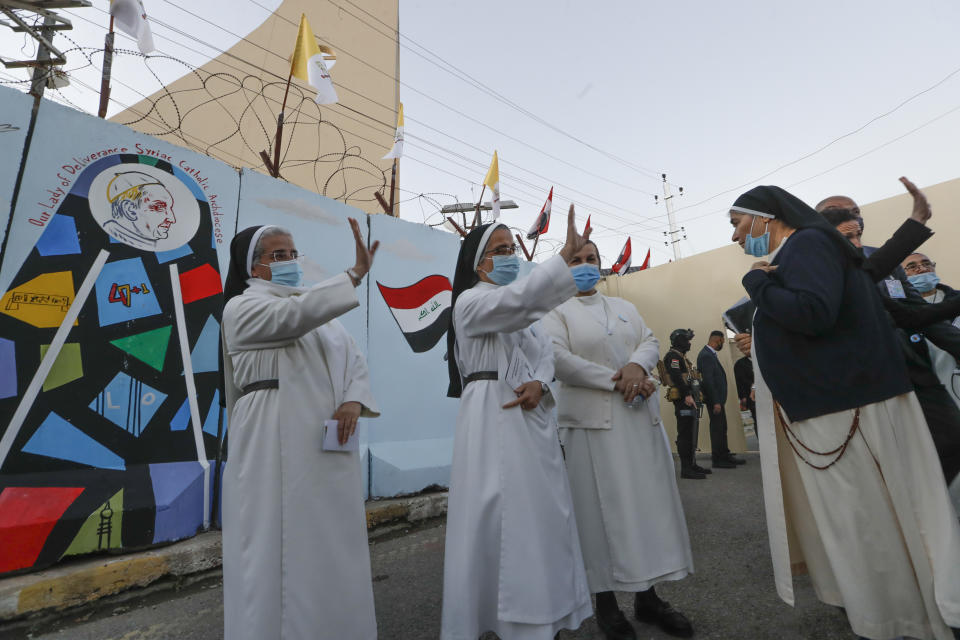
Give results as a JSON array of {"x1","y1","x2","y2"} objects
[{"x1": 0, "y1": 84, "x2": 452, "y2": 577}]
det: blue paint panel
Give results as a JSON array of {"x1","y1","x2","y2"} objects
[
  {"x1": 23, "y1": 412, "x2": 125, "y2": 469},
  {"x1": 190, "y1": 316, "x2": 220, "y2": 374},
  {"x1": 149, "y1": 461, "x2": 204, "y2": 543},
  {"x1": 35, "y1": 215, "x2": 81, "y2": 256},
  {"x1": 0, "y1": 338, "x2": 15, "y2": 399},
  {"x1": 88, "y1": 372, "x2": 167, "y2": 437},
  {"x1": 94, "y1": 257, "x2": 162, "y2": 326},
  {"x1": 154, "y1": 243, "x2": 193, "y2": 264},
  {"x1": 170, "y1": 398, "x2": 191, "y2": 431},
  {"x1": 70, "y1": 154, "x2": 122, "y2": 199},
  {"x1": 202, "y1": 391, "x2": 221, "y2": 436}
]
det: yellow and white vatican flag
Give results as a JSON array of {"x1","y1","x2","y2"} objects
[
  {"x1": 383, "y1": 103, "x2": 404, "y2": 159},
  {"x1": 110, "y1": 0, "x2": 155, "y2": 54},
  {"x1": 291, "y1": 14, "x2": 338, "y2": 105},
  {"x1": 483, "y1": 150, "x2": 500, "y2": 219}
]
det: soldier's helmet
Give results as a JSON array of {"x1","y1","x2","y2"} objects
[{"x1": 669, "y1": 328, "x2": 695, "y2": 351}]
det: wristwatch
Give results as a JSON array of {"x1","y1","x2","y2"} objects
[
  {"x1": 540, "y1": 381, "x2": 550, "y2": 395},
  {"x1": 345, "y1": 268, "x2": 362, "y2": 287}
]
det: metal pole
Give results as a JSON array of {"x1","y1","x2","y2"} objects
[
  {"x1": 28, "y1": 15, "x2": 56, "y2": 99},
  {"x1": 662, "y1": 173, "x2": 680, "y2": 262},
  {"x1": 97, "y1": 16, "x2": 114, "y2": 118}
]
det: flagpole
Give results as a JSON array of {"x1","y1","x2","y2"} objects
[
  {"x1": 473, "y1": 185, "x2": 486, "y2": 229},
  {"x1": 388, "y1": 158, "x2": 397, "y2": 216},
  {"x1": 271, "y1": 71, "x2": 294, "y2": 178},
  {"x1": 530, "y1": 233, "x2": 540, "y2": 261},
  {"x1": 97, "y1": 16, "x2": 115, "y2": 119}
]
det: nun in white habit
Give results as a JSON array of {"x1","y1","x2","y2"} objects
[
  {"x1": 441, "y1": 207, "x2": 593, "y2": 640},
  {"x1": 541, "y1": 241, "x2": 695, "y2": 640},
  {"x1": 220, "y1": 220, "x2": 380, "y2": 640}
]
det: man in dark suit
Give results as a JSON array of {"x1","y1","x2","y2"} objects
[{"x1": 697, "y1": 331, "x2": 745, "y2": 469}]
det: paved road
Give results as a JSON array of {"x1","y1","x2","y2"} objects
[{"x1": 12, "y1": 453, "x2": 857, "y2": 640}]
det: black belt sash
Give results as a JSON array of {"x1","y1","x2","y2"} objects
[
  {"x1": 240, "y1": 379, "x2": 279, "y2": 397},
  {"x1": 463, "y1": 371, "x2": 498, "y2": 386}
]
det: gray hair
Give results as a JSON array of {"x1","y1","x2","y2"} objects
[{"x1": 251, "y1": 226, "x2": 293, "y2": 264}]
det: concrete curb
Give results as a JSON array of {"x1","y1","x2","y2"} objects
[{"x1": 0, "y1": 492, "x2": 448, "y2": 623}]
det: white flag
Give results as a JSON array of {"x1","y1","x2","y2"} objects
[
  {"x1": 483, "y1": 151, "x2": 500, "y2": 219},
  {"x1": 383, "y1": 103, "x2": 404, "y2": 159},
  {"x1": 110, "y1": 0, "x2": 156, "y2": 54},
  {"x1": 291, "y1": 14, "x2": 338, "y2": 105}
]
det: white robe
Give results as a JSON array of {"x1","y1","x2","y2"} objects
[
  {"x1": 441, "y1": 256, "x2": 592, "y2": 640},
  {"x1": 221, "y1": 274, "x2": 380, "y2": 640},
  {"x1": 753, "y1": 342, "x2": 960, "y2": 640},
  {"x1": 542, "y1": 292, "x2": 694, "y2": 594}
]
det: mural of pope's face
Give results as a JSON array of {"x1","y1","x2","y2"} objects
[
  {"x1": 131, "y1": 182, "x2": 177, "y2": 241},
  {"x1": 88, "y1": 163, "x2": 199, "y2": 252}
]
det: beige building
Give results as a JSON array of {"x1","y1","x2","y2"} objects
[
  {"x1": 600, "y1": 176, "x2": 960, "y2": 454},
  {"x1": 111, "y1": 0, "x2": 400, "y2": 215}
]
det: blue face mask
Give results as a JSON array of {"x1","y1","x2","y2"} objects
[
  {"x1": 268, "y1": 259, "x2": 303, "y2": 287},
  {"x1": 481, "y1": 254, "x2": 520, "y2": 286},
  {"x1": 743, "y1": 216, "x2": 770, "y2": 257},
  {"x1": 907, "y1": 272, "x2": 940, "y2": 293},
  {"x1": 570, "y1": 263, "x2": 601, "y2": 292}
]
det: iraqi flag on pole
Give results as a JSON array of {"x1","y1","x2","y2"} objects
[
  {"x1": 526, "y1": 187, "x2": 552, "y2": 240},
  {"x1": 290, "y1": 13, "x2": 338, "y2": 105},
  {"x1": 611, "y1": 237, "x2": 632, "y2": 275},
  {"x1": 377, "y1": 275, "x2": 453, "y2": 353},
  {"x1": 638, "y1": 248, "x2": 651, "y2": 270},
  {"x1": 110, "y1": 0, "x2": 155, "y2": 53}
]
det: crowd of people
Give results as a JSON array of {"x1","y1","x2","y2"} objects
[{"x1": 217, "y1": 179, "x2": 960, "y2": 640}]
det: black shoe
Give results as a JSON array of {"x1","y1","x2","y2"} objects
[
  {"x1": 596, "y1": 606, "x2": 637, "y2": 640},
  {"x1": 680, "y1": 467, "x2": 706, "y2": 479},
  {"x1": 711, "y1": 458, "x2": 737, "y2": 469},
  {"x1": 726, "y1": 453, "x2": 746, "y2": 465},
  {"x1": 692, "y1": 464, "x2": 712, "y2": 475},
  {"x1": 634, "y1": 595, "x2": 694, "y2": 638}
]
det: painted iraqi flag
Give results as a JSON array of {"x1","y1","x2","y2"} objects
[{"x1": 377, "y1": 275, "x2": 453, "y2": 353}]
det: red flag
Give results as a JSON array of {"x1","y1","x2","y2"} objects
[
  {"x1": 638, "y1": 248, "x2": 651, "y2": 271},
  {"x1": 612, "y1": 238, "x2": 632, "y2": 275},
  {"x1": 584, "y1": 214, "x2": 591, "y2": 234},
  {"x1": 526, "y1": 187, "x2": 552, "y2": 240}
]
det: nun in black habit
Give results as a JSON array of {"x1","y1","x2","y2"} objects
[
  {"x1": 729, "y1": 185, "x2": 960, "y2": 640},
  {"x1": 440, "y1": 208, "x2": 594, "y2": 640},
  {"x1": 220, "y1": 220, "x2": 382, "y2": 640}
]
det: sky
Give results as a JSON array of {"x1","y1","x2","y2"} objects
[{"x1": 4, "y1": 1, "x2": 960, "y2": 268}]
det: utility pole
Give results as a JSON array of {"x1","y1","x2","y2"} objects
[{"x1": 660, "y1": 173, "x2": 685, "y2": 261}]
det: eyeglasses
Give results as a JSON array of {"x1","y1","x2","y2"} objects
[
  {"x1": 483, "y1": 243, "x2": 519, "y2": 258},
  {"x1": 264, "y1": 250, "x2": 303, "y2": 262},
  {"x1": 903, "y1": 259, "x2": 935, "y2": 273}
]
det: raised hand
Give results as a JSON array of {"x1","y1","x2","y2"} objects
[
  {"x1": 558, "y1": 204, "x2": 593, "y2": 262},
  {"x1": 900, "y1": 177, "x2": 932, "y2": 225},
  {"x1": 349, "y1": 217, "x2": 380, "y2": 279}
]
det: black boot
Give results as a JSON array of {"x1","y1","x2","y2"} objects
[
  {"x1": 595, "y1": 591, "x2": 636, "y2": 640},
  {"x1": 634, "y1": 587, "x2": 693, "y2": 638},
  {"x1": 691, "y1": 464, "x2": 712, "y2": 475}
]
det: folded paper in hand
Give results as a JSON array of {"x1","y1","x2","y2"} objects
[{"x1": 322, "y1": 419, "x2": 358, "y2": 452}]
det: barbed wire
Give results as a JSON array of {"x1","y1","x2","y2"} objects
[{"x1": 3, "y1": 42, "x2": 389, "y2": 209}]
